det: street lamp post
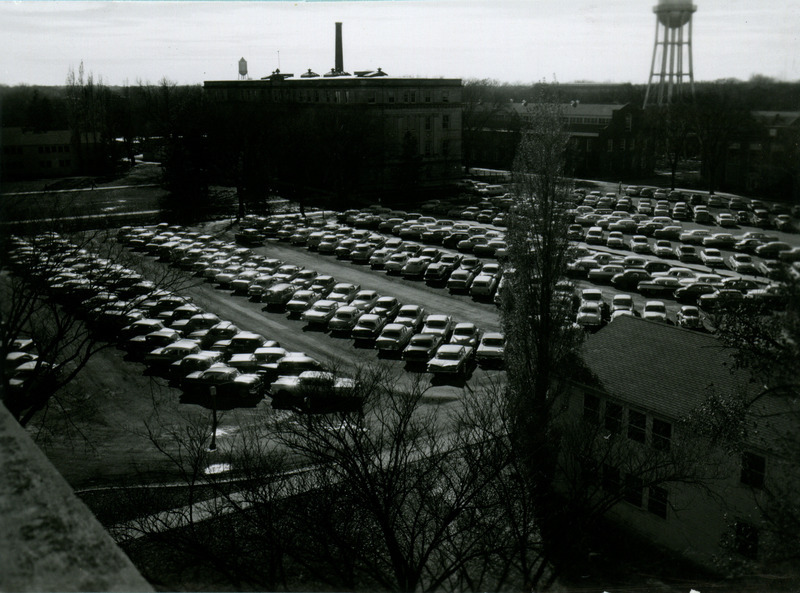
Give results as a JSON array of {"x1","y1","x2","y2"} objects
[{"x1": 209, "y1": 385, "x2": 218, "y2": 451}]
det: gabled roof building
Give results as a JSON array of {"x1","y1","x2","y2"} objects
[{"x1": 568, "y1": 316, "x2": 797, "y2": 569}]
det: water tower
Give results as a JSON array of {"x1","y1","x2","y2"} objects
[
  {"x1": 643, "y1": 0, "x2": 697, "y2": 107},
  {"x1": 238, "y1": 57, "x2": 248, "y2": 80}
]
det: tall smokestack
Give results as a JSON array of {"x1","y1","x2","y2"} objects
[{"x1": 335, "y1": 22, "x2": 343, "y2": 73}]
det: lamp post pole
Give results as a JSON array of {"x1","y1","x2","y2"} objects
[{"x1": 209, "y1": 386, "x2": 218, "y2": 451}]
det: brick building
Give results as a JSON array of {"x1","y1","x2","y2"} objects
[
  {"x1": 466, "y1": 101, "x2": 649, "y2": 178},
  {"x1": 204, "y1": 72, "x2": 463, "y2": 198}
]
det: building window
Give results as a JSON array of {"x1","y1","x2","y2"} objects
[
  {"x1": 335, "y1": 91, "x2": 342, "y2": 103},
  {"x1": 424, "y1": 90, "x2": 432, "y2": 103},
  {"x1": 602, "y1": 464, "x2": 620, "y2": 494},
  {"x1": 735, "y1": 522, "x2": 759, "y2": 559},
  {"x1": 625, "y1": 114, "x2": 633, "y2": 132},
  {"x1": 584, "y1": 393, "x2": 600, "y2": 424},
  {"x1": 424, "y1": 140, "x2": 432, "y2": 156},
  {"x1": 648, "y1": 486, "x2": 668, "y2": 519},
  {"x1": 652, "y1": 418, "x2": 672, "y2": 451},
  {"x1": 607, "y1": 139, "x2": 613, "y2": 152},
  {"x1": 425, "y1": 116, "x2": 432, "y2": 131},
  {"x1": 605, "y1": 402, "x2": 622, "y2": 434},
  {"x1": 627, "y1": 410, "x2": 646, "y2": 443},
  {"x1": 442, "y1": 114, "x2": 450, "y2": 130},
  {"x1": 368, "y1": 91, "x2": 376, "y2": 104},
  {"x1": 345, "y1": 91, "x2": 351, "y2": 103},
  {"x1": 442, "y1": 90, "x2": 449, "y2": 103},
  {"x1": 388, "y1": 91, "x2": 395, "y2": 104},
  {"x1": 620, "y1": 138, "x2": 626, "y2": 152},
  {"x1": 411, "y1": 91, "x2": 417, "y2": 103},
  {"x1": 623, "y1": 474, "x2": 643, "y2": 507},
  {"x1": 442, "y1": 139, "x2": 450, "y2": 156},
  {"x1": 741, "y1": 452, "x2": 766, "y2": 489}
]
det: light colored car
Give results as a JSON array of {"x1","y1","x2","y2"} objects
[
  {"x1": 577, "y1": 302, "x2": 603, "y2": 328},
  {"x1": 350, "y1": 290, "x2": 380, "y2": 312},
  {"x1": 375, "y1": 323, "x2": 415, "y2": 353},
  {"x1": 475, "y1": 332, "x2": 505, "y2": 366},
  {"x1": 301, "y1": 299, "x2": 341, "y2": 326},
  {"x1": 449, "y1": 323, "x2": 483, "y2": 348},
  {"x1": 427, "y1": 344, "x2": 474, "y2": 375},
  {"x1": 394, "y1": 305, "x2": 426, "y2": 331},
  {"x1": 700, "y1": 248, "x2": 724, "y2": 268},
  {"x1": 469, "y1": 272, "x2": 500, "y2": 297},
  {"x1": 285, "y1": 290, "x2": 321, "y2": 315},
  {"x1": 421, "y1": 314, "x2": 455, "y2": 341},
  {"x1": 676, "y1": 305, "x2": 703, "y2": 329},
  {"x1": 384, "y1": 252, "x2": 411, "y2": 274},
  {"x1": 629, "y1": 235, "x2": 650, "y2": 253},
  {"x1": 642, "y1": 300, "x2": 668, "y2": 322},
  {"x1": 402, "y1": 333, "x2": 444, "y2": 363},
  {"x1": 327, "y1": 305, "x2": 364, "y2": 333},
  {"x1": 327, "y1": 283, "x2": 361, "y2": 304},
  {"x1": 351, "y1": 313, "x2": 388, "y2": 341},
  {"x1": 727, "y1": 253, "x2": 758, "y2": 275}
]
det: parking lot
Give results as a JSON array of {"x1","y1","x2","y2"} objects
[{"x1": 5, "y1": 178, "x2": 800, "y2": 489}]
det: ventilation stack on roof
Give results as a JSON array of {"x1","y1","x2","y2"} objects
[{"x1": 335, "y1": 22, "x2": 344, "y2": 73}]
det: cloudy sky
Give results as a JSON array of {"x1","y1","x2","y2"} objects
[{"x1": 1, "y1": 0, "x2": 798, "y2": 87}]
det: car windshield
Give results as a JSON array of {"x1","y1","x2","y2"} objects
[
  {"x1": 483, "y1": 338, "x2": 504, "y2": 347},
  {"x1": 427, "y1": 319, "x2": 448, "y2": 328},
  {"x1": 438, "y1": 350, "x2": 462, "y2": 360},
  {"x1": 454, "y1": 327, "x2": 474, "y2": 336},
  {"x1": 412, "y1": 336, "x2": 434, "y2": 347},
  {"x1": 383, "y1": 330, "x2": 402, "y2": 339},
  {"x1": 646, "y1": 304, "x2": 666, "y2": 313}
]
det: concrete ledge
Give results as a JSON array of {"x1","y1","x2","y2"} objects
[{"x1": 0, "y1": 405, "x2": 153, "y2": 592}]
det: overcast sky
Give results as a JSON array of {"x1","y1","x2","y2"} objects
[{"x1": 1, "y1": 0, "x2": 798, "y2": 87}]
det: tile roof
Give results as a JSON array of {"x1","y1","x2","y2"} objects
[{"x1": 579, "y1": 316, "x2": 754, "y2": 420}]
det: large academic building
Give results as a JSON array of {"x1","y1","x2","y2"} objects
[{"x1": 204, "y1": 25, "x2": 462, "y2": 199}]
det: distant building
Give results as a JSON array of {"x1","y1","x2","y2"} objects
[
  {"x1": 203, "y1": 73, "x2": 463, "y2": 199},
  {"x1": 724, "y1": 111, "x2": 800, "y2": 202},
  {"x1": 466, "y1": 102, "x2": 650, "y2": 178},
  {"x1": 2, "y1": 128, "x2": 79, "y2": 180},
  {"x1": 569, "y1": 316, "x2": 797, "y2": 569}
]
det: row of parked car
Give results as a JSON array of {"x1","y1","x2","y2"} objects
[{"x1": 119, "y1": 224, "x2": 507, "y2": 380}]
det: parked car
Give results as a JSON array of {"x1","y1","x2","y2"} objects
[
  {"x1": 674, "y1": 283, "x2": 718, "y2": 305},
  {"x1": 676, "y1": 306, "x2": 703, "y2": 329},
  {"x1": 637, "y1": 276, "x2": 682, "y2": 298},
  {"x1": 327, "y1": 283, "x2": 361, "y2": 304},
  {"x1": 375, "y1": 323, "x2": 415, "y2": 354},
  {"x1": 270, "y1": 370, "x2": 359, "y2": 412},
  {"x1": 421, "y1": 314, "x2": 455, "y2": 341},
  {"x1": 351, "y1": 313, "x2": 388, "y2": 342},
  {"x1": 642, "y1": 300, "x2": 668, "y2": 323},
  {"x1": 393, "y1": 305, "x2": 426, "y2": 331},
  {"x1": 700, "y1": 248, "x2": 724, "y2": 268},
  {"x1": 402, "y1": 333, "x2": 444, "y2": 364},
  {"x1": 611, "y1": 269, "x2": 652, "y2": 291},
  {"x1": 449, "y1": 323, "x2": 483, "y2": 349},
  {"x1": 181, "y1": 363, "x2": 265, "y2": 399},
  {"x1": 427, "y1": 344, "x2": 474, "y2": 376},
  {"x1": 301, "y1": 299, "x2": 341, "y2": 326},
  {"x1": 285, "y1": 290, "x2": 321, "y2": 316}
]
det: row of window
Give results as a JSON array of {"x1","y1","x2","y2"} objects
[
  {"x1": 585, "y1": 392, "x2": 767, "y2": 490},
  {"x1": 396, "y1": 114, "x2": 453, "y2": 134},
  {"x1": 38, "y1": 144, "x2": 70, "y2": 154},
  {"x1": 584, "y1": 393, "x2": 672, "y2": 451},
  {"x1": 225, "y1": 87, "x2": 452, "y2": 105},
  {"x1": 602, "y1": 464, "x2": 669, "y2": 518}
]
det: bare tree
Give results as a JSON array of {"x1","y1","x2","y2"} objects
[{"x1": 500, "y1": 88, "x2": 586, "y2": 579}]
